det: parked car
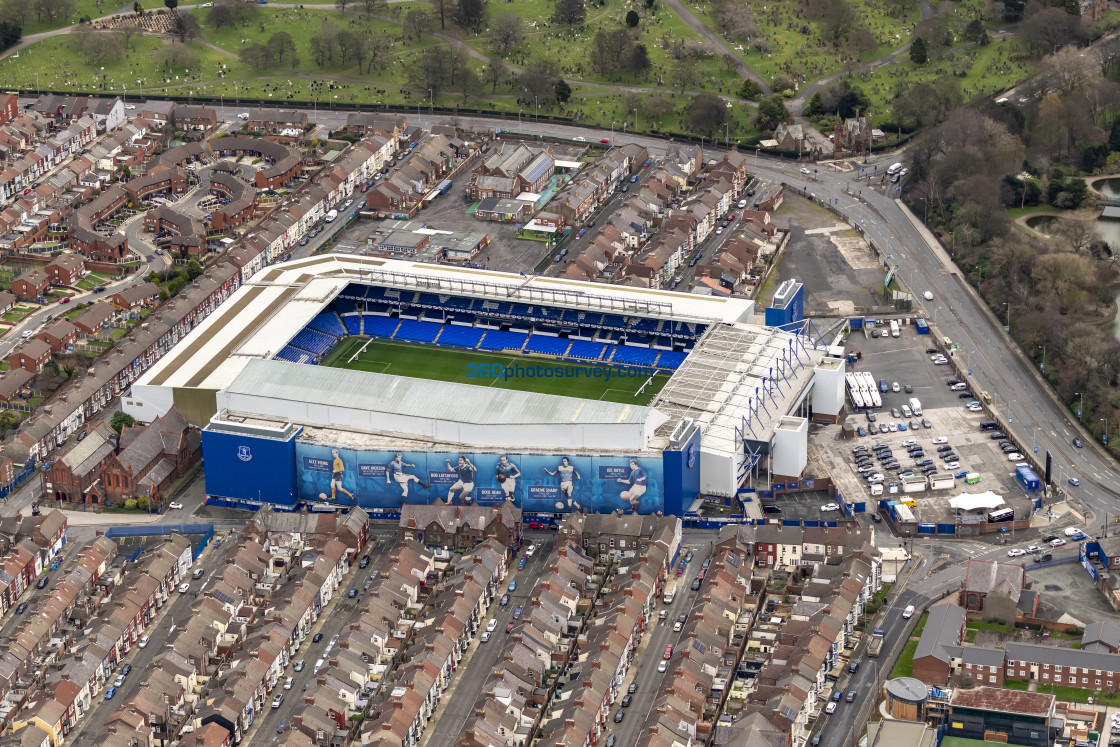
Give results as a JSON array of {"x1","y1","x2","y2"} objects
[
  {"x1": 664, "y1": 645, "x2": 674, "y2": 659},
  {"x1": 614, "y1": 710, "x2": 625, "y2": 723},
  {"x1": 508, "y1": 580, "x2": 517, "y2": 591},
  {"x1": 348, "y1": 588, "x2": 358, "y2": 598},
  {"x1": 500, "y1": 594, "x2": 510, "y2": 606},
  {"x1": 312, "y1": 633, "x2": 323, "y2": 643},
  {"x1": 825, "y1": 702, "x2": 837, "y2": 714},
  {"x1": 105, "y1": 687, "x2": 117, "y2": 700},
  {"x1": 138, "y1": 636, "x2": 149, "y2": 648},
  {"x1": 168, "y1": 502, "x2": 183, "y2": 510},
  {"x1": 178, "y1": 582, "x2": 190, "y2": 593},
  {"x1": 272, "y1": 693, "x2": 284, "y2": 709}
]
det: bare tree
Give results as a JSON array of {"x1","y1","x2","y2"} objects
[
  {"x1": 489, "y1": 13, "x2": 524, "y2": 56},
  {"x1": 428, "y1": 0, "x2": 450, "y2": 29},
  {"x1": 405, "y1": 8, "x2": 430, "y2": 40}
]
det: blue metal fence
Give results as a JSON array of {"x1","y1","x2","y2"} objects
[
  {"x1": 105, "y1": 523, "x2": 215, "y2": 560},
  {"x1": 0, "y1": 459, "x2": 35, "y2": 500}
]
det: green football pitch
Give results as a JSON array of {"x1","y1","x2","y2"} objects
[{"x1": 320, "y1": 337, "x2": 669, "y2": 405}]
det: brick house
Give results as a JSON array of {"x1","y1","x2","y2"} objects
[
  {"x1": 399, "y1": 501, "x2": 521, "y2": 551},
  {"x1": 173, "y1": 105, "x2": 218, "y2": 132},
  {"x1": 36, "y1": 320, "x2": 78, "y2": 354},
  {"x1": 244, "y1": 109, "x2": 307, "y2": 136},
  {"x1": 110, "y1": 282, "x2": 160, "y2": 311},
  {"x1": 45, "y1": 254, "x2": 87, "y2": 286},
  {"x1": 0, "y1": 93, "x2": 17, "y2": 126},
  {"x1": 0, "y1": 292, "x2": 15, "y2": 315},
  {"x1": 9, "y1": 339, "x2": 51, "y2": 374},
  {"x1": 73, "y1": 302, "x2": 115, "y2": 336},
  {"x1": 11, "y1": 269, "x2": 49, "y2": 301},
  {"x1": 0, "y1": 368, "x2": 33, "y2": 404}
]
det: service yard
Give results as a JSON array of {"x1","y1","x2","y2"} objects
[{"x1": 810, "y1": 318, "x2": 1040, "y2": 525}]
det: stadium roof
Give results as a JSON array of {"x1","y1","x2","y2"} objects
[
  {"x1": 216, "y1": 358, "x2": 668, "y2": 450},
  {"x1": 652, "y1": 323, "x2": 823, "y2": 472},
  {"x1": 132, "y1": 254, "x2": 756, "y2": 399}
]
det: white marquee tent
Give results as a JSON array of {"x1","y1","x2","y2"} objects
[{"x1": 948, "y1": 490, "x2": 1005, "y2": 511}]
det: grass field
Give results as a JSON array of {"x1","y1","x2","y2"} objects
[{"x1": 321, "y1": 337, "x2": 669, "y2": 405}]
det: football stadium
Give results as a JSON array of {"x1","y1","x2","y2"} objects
[{"x1": 125, "y1": 255, "x2": 845, "y2": 518}]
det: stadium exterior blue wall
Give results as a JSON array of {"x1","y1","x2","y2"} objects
[
  {"x1": 662, "y1": 426, "x2": 702, "y2": 516},
  {"x1": 202, "y1": 429, "x2": 299, "y2": 508}
]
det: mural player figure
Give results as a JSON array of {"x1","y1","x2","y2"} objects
[
  {"x1": 446, "y1": 456, "x2": 477, "y2": 504},
  {"x1": 495, "y1": 455, "x2": 521, "y2": 501},
  {"x1": 616, "y1": 459, "x2": 648, "y2": 513},
  {"x1": 544, "y1": 457, "x2": 582, "y2": 510},
  {"x1": 386, "y1": 453, "x2": 430, "y2": 498},
  {"x1": 329, "y1": 448, "x2": 355, "y2": 503}
]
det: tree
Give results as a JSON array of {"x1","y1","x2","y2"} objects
[
  {"x1": 336, "y1": 0, "x2": 349, "y2": 12},
  {"x1": 73, "y1": 28, "x2": 123, "y2": 64},
  {"x1": 124, "y1": 499, "x2": 138, "y2": 510},
  {"x1": 268, "y1": 31, "x2": 297, "y2": 68},
  {"x1": 137, "y1": 496, "x2": 149, "y2": 511},
  {"x1": 590, "y1": 28, "x2": 632, "y2": 78},
  {"x1": 309, "y1": 20, "x2": 340, "y2": 66},
  {"x1": 669, "y1": 57, "x2": 696, "y2": 92},
  {"x1": 554, "y1": 79, "x2": 571, "y2": 103},
  {"x1": 35, "y1": 0, "x2": 72, "y2": 22},
  {"x1": 407, "y1": 45, "x2": 449, "y2": 99},
  {"x1": 428, "y1": 0, "x2": 450, "y2": 29},
  {"x1": 625, "y1": 9, "x2": 639, "y2": 26},
  {"x1": 738, "y1": 79, "x2": 761, "y2": 100},
  {"x1": 909, "y1": 36, "x2": 927, "y2": 64},
  {"x1": 963, "y1": 18, "x2": 984, "y2": 42},
  {"x1": 361, "y1": 0, "x2": 386, "y2": 14},
  {"x1": 163, "y1": 0, "x2": 176, "y2": 7},
  {"x1": 0, "y1": 0, "x2": 28, "y2": 31},
  {"x1": 642, "y1": 95, "x2": 675, "y2": 126},
  {"x1": 820, "y1": 0, "x2": 855, "y2": 48},
  {"x1": 449, "y1": 0, "x2": 485, "y2": 32},
  {"x1": 552, "y1": 0, "x2": 584, "y2": 28},
  {"x1": 685, "y1": 92, "x2": 727, "y2": 138},
  {"x1": 168, "y1": 9, "x2": 199, "y2": 42},
  {"x1": 405, "y1": 8, "x2": 430, "y2": 39},
  {"x1": 111, "y1": 411, "x2": 135, "y2": 433},
  {"x1": 489, "y1": 12, "x2": 524, "y2": 56},
  {"x1": 756, "y1": 93, "x2": 790, "y2": 129},
  {"x1": 483, "y1": 62, "x2": 505, "y2": 92},
  {"x1": 626, "y1": 43, "x2": 651, "y2": 76},
  {"x1": 155, "y1": 42, "x2": 199, "y2": 69},
  {"x1": 241, "y1": 42, "x2": 273, "y2": 69},
  {"x1": 0, "y1": 18, "x2": 18, "y2": 50}
]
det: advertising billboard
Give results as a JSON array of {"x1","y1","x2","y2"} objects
[
  {"x1": 294, "y1": 442, "x2": 664, "y2": 514},
  {"x1": 202, "y1": 429, "x2": 299, "y2": 507}
]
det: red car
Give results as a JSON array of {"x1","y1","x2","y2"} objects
[
  {"x1": 599, "y1": 138, "x2": 610, "y2": 144},
  {"x1": 59, "y1": 297, "x2": 70, "y2": 304},
  {"x1": 506, "y1": 622, "x2": 515, "y2": 634},
  {"x1": 676, "y1": 567, "x2": 683, "y2": 577},
  {"x1": 663, "y1": 645, "x2": 673, "y2": 660}
]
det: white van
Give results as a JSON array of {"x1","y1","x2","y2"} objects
[
  {"x1": 901, "y1": 405, "x2": 912, "y2": 418},
  {"x1": 324, "y1": 209, "x2": 338, "y2": 223},
  {"x1": 237, "y1": 112, "x2": 250, "y2": 120},
  {"x1": 313, "y1": 658, "x2": 325, "y2": 673},
  {"x1": 887, "y1": 162, "x2": 903, "y2": 177},
  {"x1": 870, "y1": 483, "x2": 883, "y2": 496},
  {"x1": 902, "y1": 605, "x2": 915, "y2": 619}
]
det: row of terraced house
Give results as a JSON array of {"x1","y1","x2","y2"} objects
[
  {"x1": 81, "y1": 507, "x2": 370, "y2": 747},
  {"x1": 454, "y1": 512, "x2": 682, "y2": 747}
]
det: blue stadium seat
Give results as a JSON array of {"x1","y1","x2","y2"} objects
[
  {"x1": 612, "y1": 345, "x2": 660, "y2": 366},
  {"x1": 365, "y1": 315, "x2": 400, "y2": 338},
  {"x1": 631, "y1": 317, "x2": 660, "y2": 333},
  {"x1": 332, "y1": 298, "x2": 361, "y2": 315},
  {"x1": 275, "y1": 346, "x2": 310, "y2": 364},
  {"x1": 657, "y1": 350, "x2": 689, "y2": 369},
  {"x1": 566, "y1": 340, "x2": 606, "y2": 361},
  {"x1": 438, "y1": 325, "x2": 486, "y2": 349},
  {"x1": 560, "y1": 309, "x2": 582, "y2": 324},
  {"x1": 525, "y1": 336, "x2": 570, "y2": 356},
  {"x1": 307, "y1": 311, "x2": 346, "y2": 338},
  {"x1": 600, "y1": 314, "x2": 627, "y2": 330},
  {"x1": 441, "y1": 296, "x2": 474, "y2": 311},
  {"x1": 478, "y1": 330, "x2": 527, "y2": 351},
  {"x1": 623, "y1": 333, "x2": 654, "y2": 347},
  {"x1": 476, "y1": 301, "x2": 512, "y2": 317},
  {"x1": 394, "y1": 319, "x2": 442, "y2": 343},
  {"x1": 343, "y1": 315, "x2": 362, "y2": 336},
  {"x1": 290, "y1": 328, "x2": 336, "y2": 355},
  {"x1": 422, "y1": 310, "x2": 445, "y2": 322},
  {"x1": 579, "y1": 312, "x2": 603, "y2": 327}
]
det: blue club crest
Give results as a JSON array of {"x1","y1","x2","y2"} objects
[
  {"x1": 237, "y1": 445, "x2": 253, "y2": 463},
  {"x1": 687, "y1": 443, "x2": 697, "y2": 469}
]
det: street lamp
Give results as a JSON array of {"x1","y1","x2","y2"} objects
[
  {"x1": 1076, "y1": 392, "x2": 1083, "y2": 423},
  {"x1": 428, "y1": 88, "x2": 433, "y2": 112},
  {"x1": 1003, "y1": 302, "x2": 1010, "y2": 330},
  {"x1": 1038, "y1": 344, "x2": 1046, "y2": 372},
  {"x1": 632, "y1": 108, "x2": 638, "y2": 131},
  {"x1": 1101, "y1": 417, "x2": 1109, "y2": 445},
  {"x1": 518, "y1": 109, "x2": 523, "y2": 126}
]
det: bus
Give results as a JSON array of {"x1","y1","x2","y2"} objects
[
  {"x1": 890, "y1": 320, "x2": 900, "y2": 338},
  {"x1": 987, "y1": 507, "x2": 1014, "y2": 523}
]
